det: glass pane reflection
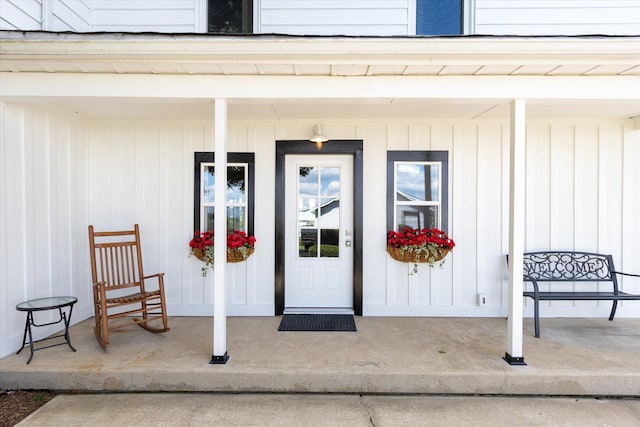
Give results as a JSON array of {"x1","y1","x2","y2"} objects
[
  {"x1": 299, "y1": 229, "x2": 317, "y2": 257},
  {"x1": 205, "y1": 206, "x2": 214, "y2": 232},
  {"x1": 396, "y1": 163, "x2": 440, "y2": 202},
  {"x1": 226, "y1": 206, "x2": 245, "y2": 231},
  {"x1": 298, "y1": 166, "x2": 318, "y2": 198},
  {"x1": 298, "y1": 198, "x2": 317, "y2": 227},
  {"x1": 320, "y1": 229, "x2": 339, "y2": 257},
  {"x1": 396, "y1": 206, "x2": 439, "y2": 231},
  {"x1": 297, "y1": 165, "x2": 343, "y2": 259},
  {"x1": 203, "y1": 166, "x2": 215, "y2": 203},
  {"x1": 320, "y1": 167, "x2": 340, "y2": 197},
  {"x1": 204, "y1": 165, "x2": 247, "y2": 203},
  {"x1": 205, "y1": 207, "x2": 246, "y2": 233},
  {"x1": 227, "y1": 166, "x2": 246, "y2": 203},
  {"x1": 318, "y1": 198, "x2": 340, "y2": 228}
]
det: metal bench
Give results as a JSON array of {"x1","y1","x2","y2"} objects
[{"x1": 517, "y1": 251, "x2": 640, "y2": 338}]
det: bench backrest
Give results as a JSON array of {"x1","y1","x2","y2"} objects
[{"x1": 522, "y1": 251, "x2": 617, "y2": 286}]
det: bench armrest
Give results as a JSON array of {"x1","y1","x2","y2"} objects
[
  {"x1": 523, "y1": 274, "x2": 540, "y2": 294},
  {"x1": 613, "y1": 271, "x2": 640, "y2": 278}
]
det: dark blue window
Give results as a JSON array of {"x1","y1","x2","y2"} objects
[{"x1": 417, "y1": 0, "x2": 462, "y2": 35}]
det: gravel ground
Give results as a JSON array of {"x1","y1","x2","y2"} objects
[{"x1": 0, "y1": 390, "x2": 56, "y2": 427}]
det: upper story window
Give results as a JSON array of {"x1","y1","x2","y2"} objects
[
  {"x1": 387, "y1": 151, "x2": 449, "y2": 233},
  {"x1": 416, "y1": 0, "x2": 463, "y2": 35},
  {"x1": 194, "y1": 152, "x2": 255, "y2": 234},
  {"x1": 208, "y1": 0, "x2": 253, "y2": 33}
]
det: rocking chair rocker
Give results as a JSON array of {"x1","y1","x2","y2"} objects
[{"x1": 88, "y1": 224, "x2": 169, "y2": 348}]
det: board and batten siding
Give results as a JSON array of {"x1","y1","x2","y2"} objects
[
  {"x1": 90, "y1": 0, "x2": 206, "y2": 33},
  {"x1": 257, "y1": 0, "x2": 413, "y2": 36},
  {"x1": 0, "y1": 101, "x2": 92, "y2": 357},
  {"x1": 1, "y1": 101, "x2": 639, "y2": 358},
  {"x1": 48, "y1": 0, "x2": 90, "y2": 32},
  {"x1": 0, "y1": 0, "x2": 43, "y2": 30},
  {"x1": 475, "y1": 0, "x2": 640, "y2": 35},
  {"x1": 0, "y1": 0, "x2": 90, "y2": 31}
]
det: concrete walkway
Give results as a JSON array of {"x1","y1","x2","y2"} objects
[
  {"x1": 18, "y1": 393, "x2": 640, "y2": 426},
  {"x1": 2, "y1": 316, "x2": 640, "y2": 396}
]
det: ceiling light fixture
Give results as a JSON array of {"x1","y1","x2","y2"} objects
[{"x1": 309, "y1": 124, "x2": 329, "y2": 146}]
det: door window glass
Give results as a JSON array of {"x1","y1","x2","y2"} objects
[{"x1": 298, "y1": 166, "x2": 341, "y2": 258}]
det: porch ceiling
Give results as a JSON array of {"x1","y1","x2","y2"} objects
[{"x1": 1, "y1": 32, "x2": 639, "y2": 120}]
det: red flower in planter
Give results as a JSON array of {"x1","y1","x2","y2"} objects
[
  {"x1": 189, "y1": 229, "x2": 256, "y2": 276},
  {"x1": 387, "y1": 227, "x2": 455, "y2": 273}
]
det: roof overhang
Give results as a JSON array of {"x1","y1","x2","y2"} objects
[{"x1": 1, "y1": 32, "x2": 639, "y2": 120}]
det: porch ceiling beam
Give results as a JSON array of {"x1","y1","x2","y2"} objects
[{"x1": 2, "y1": 73, "x2": 639, "y2": 102}]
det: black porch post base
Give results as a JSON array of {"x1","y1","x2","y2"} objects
[
  {"x1": 503, "y1": 352, "x2": 526, "y2": 366},
  {"x1": 210, "y1": 352, "x2": 230, "y2": 364}
]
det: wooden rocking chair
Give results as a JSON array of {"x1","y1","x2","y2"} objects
[{"x1": 88, "y1": 224, "x2": 169, "y2": 349}]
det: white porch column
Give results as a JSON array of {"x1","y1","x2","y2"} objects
[
  {"x1": 211, "y1": 98, "x2": 229, "y2": 364},
  {"x1": 504, "y1": 99, "x2": 527, "y2": 366}
]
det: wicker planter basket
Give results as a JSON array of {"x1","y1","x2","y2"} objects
[
  {"x1": 226, "y1": 247, "x2": 254, "y2": 263},
  {"x1": 192, "y1": 247, "x2": 254, "y2": 263},
  {"x1": 387, "y1": 245, "x2": 450, "y2": 264}
]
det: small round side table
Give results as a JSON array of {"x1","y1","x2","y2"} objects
[{"x1": 16, "y1": 296, "x2": 78, "y2": 364}]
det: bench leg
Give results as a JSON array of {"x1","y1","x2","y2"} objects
[
  {"x1": 533, "y1": 298, "x2": 540, "y2": 338},
  {"x1": 608, "y1": 300, "x2": 618, "y2": 321}
]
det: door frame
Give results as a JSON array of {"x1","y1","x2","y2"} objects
[{"x1": 275, "y1": 140, "x2": 363, "y2": 316}]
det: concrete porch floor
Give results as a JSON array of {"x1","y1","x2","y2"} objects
[{"x1": 1, "y1": 316, "x2": 639, "y2": 396}]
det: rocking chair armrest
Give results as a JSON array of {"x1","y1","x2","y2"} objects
[
  {"x1": 142, "y1": 273, "x2": 165, "y2": 291},
  {"x1": 92, "y1": 281, "x2": 106, "y2": 289},
  {"x1": 143, "y1": 273, "x2": 164, "y2": 280}
]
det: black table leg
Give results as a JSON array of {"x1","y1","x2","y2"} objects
[
  {"x1": 16, "y1": 312, "x2": 30, "y2": 356},
  {"x1": 61, "y1": 306, "x2": 76, "y2": 352},
  {"x1": 16, "y1": 311, "x2": 36, "y2": 363},
  {"x1": 26, "y1": 313, "x2": 35, "y2": 364}
]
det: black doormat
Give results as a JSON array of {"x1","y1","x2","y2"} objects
[{"x1": 278, "y1": 314, "x2": 357, "y2": 332}]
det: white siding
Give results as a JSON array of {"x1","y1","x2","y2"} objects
[
  {"x1": 257, "y1": 0, "x2": 412, "y2": 36},
  {"x1": 80, "y1": 120, "x2": 274, "y2": 317},
  {"x1": 523, "y1": 121, "x2": 640, "y2": 317},
  {"x1": 365, "y1": 121, "x2": 509, "y2": 316},
  {"x1": 3, "y1": 0, "x2": 639, "y2": 36},
  {"x1": 47, "y1": 0, "x2": 90, "y2": 32},
  {"x1": 90, "y1": 0, "x2": 205, "y2": 33},
  {"x1": 0, "y1": 0, "x2": 42, "y2": 30},
  {"x1": 1, "y1": 102, "x2": 639, "y2": 358},
  {"x1": 475, "y1": 0, "x2": 640, "y2": 35},
  {"x1": 0, "y1": 0, "x2": 91, "y2": 31},
  {"x1": 0, "y1": 102, "x2": 92, "y2": 358}
]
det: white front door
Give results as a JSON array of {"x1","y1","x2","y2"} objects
[{"x1": 284, "y1": 155, "x2": 354, "y2": 312}]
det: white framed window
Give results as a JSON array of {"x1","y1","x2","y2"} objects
[
  {"x1": 201, "y1": 163, "x2": 248, "y2": 233},
  {"x1": 194, "y1": 152, "x2": 255, "y2": 235},
  {"x1": 387, "y1": 151, "x2": 449, "y2": 232},
  {"x1": 394, "y1": 161, "x2": 442, "y2": 231}
]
